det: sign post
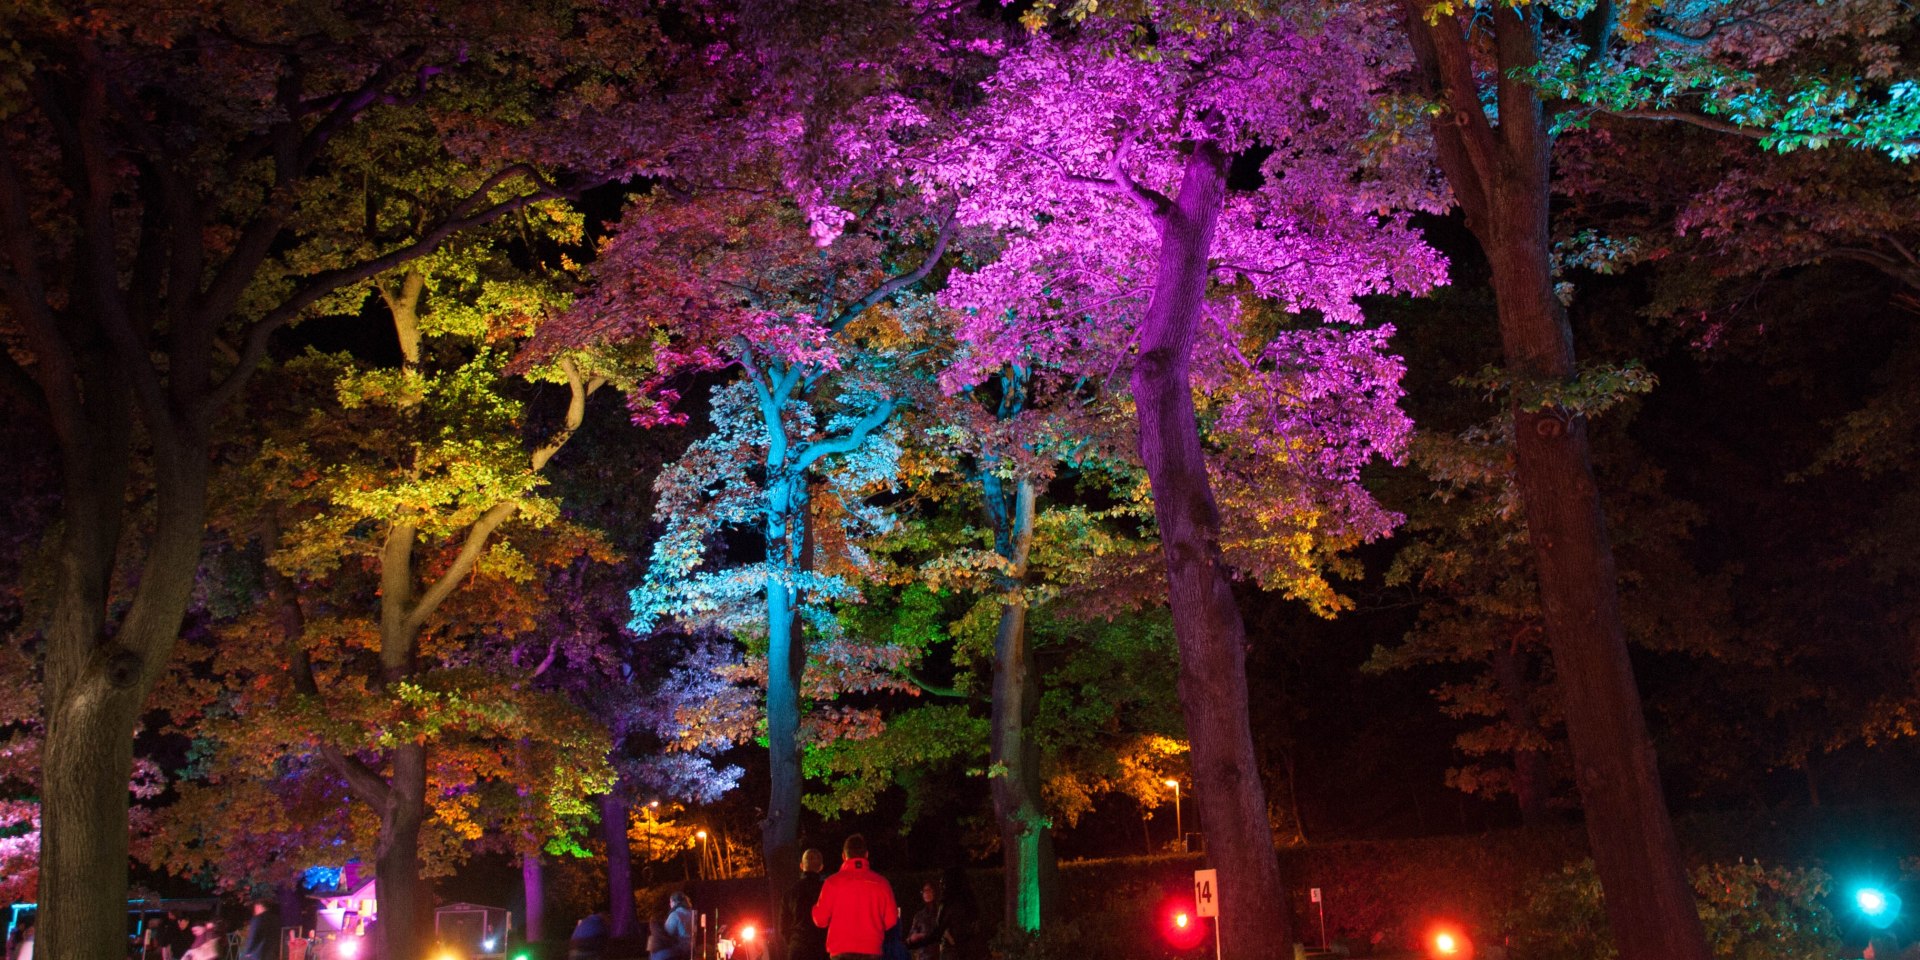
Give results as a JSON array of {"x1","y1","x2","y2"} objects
[
  {"x1": 1310, "y1": 888, "x2": 1326, "y2": 951},
  {"x1": 1193, "y1": 870, "x2": 1220, "y2": 960}
]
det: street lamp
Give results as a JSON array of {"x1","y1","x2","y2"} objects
[
  {"x1": 696, "y1": 830, "x2": 710, "y2": 878},
  {"x1": 1164, "y1": 779, "x2": 1183, "y2": 851}
]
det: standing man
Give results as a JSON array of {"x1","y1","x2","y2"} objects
[
  {"x1": 239, "y1": 900, "x2": 281, "y2": 960},
  {"x1": 782, "y1": 849, "x2": 828, "y2": 960},
  {"x1": 809, "y1": 836, "x2": 897, "y2": 960}
]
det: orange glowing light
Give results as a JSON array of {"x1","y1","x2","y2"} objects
[
  {"x1": 1174, "y1": 913, "x2": 1190, "y2": 929},
  {"x1": 1434, "y1": 932, "x2": 1458, "y2": 955}
]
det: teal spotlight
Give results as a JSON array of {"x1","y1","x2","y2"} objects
[{"x1": 1857, "y1": 886, "x2": 1901, "y2": 929}]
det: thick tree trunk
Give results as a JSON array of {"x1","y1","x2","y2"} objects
[
  {"x1": 1490, "y1": 637, "x2": 1553, "y2": 827},
  {"x1": 762, "y1": 473, "x2": 808, "y2": 921},
  {"x1": 41, "y1": 690, "x2": 141, "y2": 960},
  {"x1": 1402, "y1": 7, "x2": 1709, "y2": 956},
  {"x1": 376, "y1": 741, "x2": 431, "y2": 960},
  {"x1": 763, "y1": 578, "x2": 802, "y2": 905},
  {"x1": 987, "y1": 475, "x2": 1053, "y2": 935},
  {"x1": 522, "y1": 851, "x2": 547, "y2": 942},
  {"x1": 603, "y1": 794, "x2": 638, "y2": 938},
  {"x1": 989, "y1": 600, "x2": 1056, "y2": 936},
  {"x1": 514, "y1": 737, "x2": 548, "y2": 942},
  {"x1": 42, "y1": 404, "x2": 206, "y2": 960},
  {"x1": 1130, "y1": 141, "x2": 1295, "y2": 958}
]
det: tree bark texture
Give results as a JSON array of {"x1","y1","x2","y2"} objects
[
  {"x1": 761, "y1": 472, "x2": 808, "y2": 922},
  {"x1": 377, "y1": 742, "x2": 431, "y2": 960},
  {"x1": 603, "y1": 794, "x2": 638, "y2": 938},
  {"x1": 42, "y1": 391, "x2": 208, "y2": 960},
  {"x1": 1130, "y1": 141, "x2": 1295, "y2": 958},
  {"x1": 522, "y1": 851, "x2": 548, "y2": 943},
  {"x1": 1403, "y1": 5, "x2": 1709, "y2": 957},
  {"x1": 1489, "y1": 637, "x2": 1553, "y2": 828},
  {"x1": 517, "y1": 737, "x2": 549, "y2": 943},
  {"x1": 984, "y1": 475, "x2": 1055, "y2": 935}
]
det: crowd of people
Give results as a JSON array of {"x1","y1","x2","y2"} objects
[
  {"x1": 798, "y1": 834, "x2": 975, "y2": 960},
  {"x1": 644, "y1": 834, "x2": 978, "y2": 960},
  {"x1": 137, "y1": 901, "x2": 282, "y2": 960},
  {"x1": 9, "y1": 841, "x2": 963, "y2": 960},
  {"x1": 4, "y1": 899, "x2": 281, "y2": 960}
]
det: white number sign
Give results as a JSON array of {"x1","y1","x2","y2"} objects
[{"x1": 1193, "y1": 869, "x2": 1219, "y2": 918}]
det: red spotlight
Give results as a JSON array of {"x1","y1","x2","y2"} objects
[
  {"x1": 1161, "y1": 903, "x2": 1207, "y2": 950},
  {"x1": 1427, "y1": 925, "x2": 1473, "y2": 959}
]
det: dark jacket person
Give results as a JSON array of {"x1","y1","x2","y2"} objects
[{"x1": 783, "y1": 849, "x2": 829, "y2": 960}]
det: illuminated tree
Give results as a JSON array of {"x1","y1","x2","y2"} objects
[
  {"x1": 1385, "y1": 0, "x2": 1920, "y2": 949},
  {"x1": 551, "y1": 180, "x2": 954, "y2": 912},
  {"x1": 0, "y1": 3, "x2": 674, "y2": 952},
  {"x1": 909, "y1": 10, "x2": 1443, "y2": 952}
]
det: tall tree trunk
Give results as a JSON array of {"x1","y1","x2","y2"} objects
[
  {"x1": 985, "y1": 476, "x2": 1055, "y2": 935},
  {"x1": 603, "y1": 794, "x2": 638, "y2": 939},
  {"x1": 41, "y1": 691, "x2": 141, "y2": 960},
  {"x1": 522, "y1": 851, "x2": 548, "y2": 943},
  {"x1": 377, "y1": 741, "x2": 431, "y2": 960},
  {"x1": 516, "y1": 738, "x2": 548, "y2": 942},
  {"x1": 762, "y1": 473, "x2": 808, "y2": 921},
  {"x1": 42, "y1": 403, "x2": 207, "y2": 960},
  {"x1": 1404, "y1": 6, "x2": 1709, "y2": 956},
  {"x1": 1490, "y1": 637, "x2": 1553, "y2": 828},
  {"x1": 1130, "y1": 140, "x2": 1295, "y2": 958}
]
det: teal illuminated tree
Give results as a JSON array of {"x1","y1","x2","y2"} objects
[{"x1": 548, "y1": 180, "x2": 956, "y2": 911}]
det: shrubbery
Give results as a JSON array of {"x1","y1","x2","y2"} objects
[{"x1": 1503, "y1": 860, "x2": 1841, "y2": 960}]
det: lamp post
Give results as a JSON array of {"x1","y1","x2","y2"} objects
[
  {"x1": 1164, "y1": 779, "x2": 1183, "y2": 851},
  {"x1": 696, "y1": 830, "x2": 709, "y2": 879}
]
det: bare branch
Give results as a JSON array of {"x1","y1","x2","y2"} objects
[
  {"x1": 901, "y1": 666, "x2": 970, "y2": 699},
  {"x1": 320, "y1": 743, "x2": 396, "y2": 809},
  {"x1": 796, "y1": 397, "x2": 903, "y2": 470},
  {"x1": 1603, "y1": 108, "x2": 1764, "y2": 139},
  {"x1": 1107, "y1": 129, "x2": 1174, "y2": 220},
  {"x1": 828, "y1": 202, "x2": 962, "y2": 332},
  {"x1": 204, "y1": 165, "x2": 584, "y2": 417},
  {"x1": 0, "y1": 140, "x2": 75, "y2": 427},
  {"x1": 403, "y1": 501, "x2": 520, "y2": 637},
  {"x1": 528, "y1": 356, "x2": 606, "y2": 471},
  {"x1": 1401, "y1": 0, "x2": 1501, "y2": 213}
]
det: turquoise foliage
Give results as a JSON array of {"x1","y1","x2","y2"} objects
[
  {"x1": 1532, "y1": 49, "x2": 1920, "y2": 161},
  {"x1": 630, "y1": 378, "x2": 902, "y2": 642}
]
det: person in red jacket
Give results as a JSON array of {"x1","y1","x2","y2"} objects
[{"x1": 810, "y1": 834, "x2": 899, "y2": 960}]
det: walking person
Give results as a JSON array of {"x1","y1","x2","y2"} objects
[
  {"x1": 10, "y1": 920, "x2": 31, "y2": 960},
  {"x1": 238, "y1": 901, "x2": 280, "y2": 960},
  {"x1": 902, "y1": 883, "x2": 943, "y2": 960},
  {"x1": 781, "y1": 849, "x2": 828, "y2": 960},
  {"x1": 647, "y1": 892, "x2": 696, "y2": 960},
  {"x1": 181, "y1": 922, "x2": 221, "y2": 960},
  {"x1": 809, "y1": 835, "x2": 897, "y2": 960}
]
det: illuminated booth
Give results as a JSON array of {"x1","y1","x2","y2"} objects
[
  {"x1": 311, "y1": 870, "x2": 378, "y2": 960},
  {"x1": 433, "y1": 902, "x2": 511, "y2": 959}
]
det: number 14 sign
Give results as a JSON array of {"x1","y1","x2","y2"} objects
[{"x1": 1193, "y1": 869, "x2": 1218, "y2": 918}]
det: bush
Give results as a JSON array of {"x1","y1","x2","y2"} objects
[{"x1": 1503, "y1": 860, "x2": 1841, "y2": 960}]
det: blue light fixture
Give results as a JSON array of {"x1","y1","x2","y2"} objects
[{"x1": 1857, "y1": 886, "x2": 1902, "y2": 929}]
